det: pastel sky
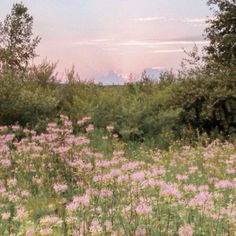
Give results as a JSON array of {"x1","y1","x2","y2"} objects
[{"x1": 1, "y1": 0, "x2": 212, "y2": 82}]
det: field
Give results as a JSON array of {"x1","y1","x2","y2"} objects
[{"x1": 0, "y1": 115, "x2": 235, "y2": 235}]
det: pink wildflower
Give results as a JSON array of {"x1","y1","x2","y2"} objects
[
  {"x1": 104, "y1": 220, "x2": 112, "y2": 232},
  {"x1": 178, "y1": 225, "x2": 193, "y2": 236},
  {"x1": 40, "y1": 227, "x2": 53, "y2": 235},
  {"x1": 136, "y1": 203, "x2": 152, "y2": 216},
  {"x1": 86, "y1": 124, "x2": 94, "y2": 132},
  {"x1": 53, "y1": 183, "x2": 68, "y2": 192},
  {"x1": 131, "y1": 171, "x2": 145, "y2": 182},
  {"x1": 89, "y1": 219, "x2": 102, "y2": 235},
  {"x1": 1, "y1": 212, "x2": 10, "y2": 220},
  {"x1": 135, "y1": 227, "x2": 146, "y2": 235}
]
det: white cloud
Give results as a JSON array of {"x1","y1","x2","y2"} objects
[
  {"x1": 114, "y1": 40, "x2": 208, "y2": 48},
  {"x1": 183, "y1": 17, "x2": 207, "y2": 23},
  {"x1": 73, "y1": 38, "x2": 113, "y2": 46},
  {"x1": 132, "y1": 16, "x2": 166, "y2": 22},
  {"x1": 151, "y1": 66, "x2": 165, "y2": 70},
  {"x1": 183, "y1": 16, "x2": 215, "y2": 24},
  {"x1": 152, "y1": 49, "x2": 184, "y2": 53},
  {"x1": 71, "y1": 39, "x2": 208, "y2": 51}
]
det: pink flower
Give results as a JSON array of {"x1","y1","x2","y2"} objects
[
  {"x1": 40, "y1": 227, "x2": 53, "y2": 235},
  {"x1": 89, "y1": 219, "x2": 102, "y2": 235},
  {"x1": 183, "y1": 184, "x2": 197, "y2": 192},
  {"x1": 136, "y1": 203, "x2": 152, "y2": 216},
  {"x1": 26, "y1": 227, "x2": 35, "y2": 236},
  {"x1": 135, "y1": 227, "x2": 146, "y2": 235},
  {"x1": 77, "y1": 194, "x2": 90, "y2": 207},
  {"x1": 176, "y1": 174, "x2": 189, "y2": 181},
  {"x1": 160, "y1": 183, "x2": 182, "y2": 199},
  {"x1": 53, "y1": 183, "x2": 68, "y2": 192},
  {"x1": 0, "y1": 159, "x2": 11, "y2": 167},
  {"x1": 40, "y1": 215, "x2": 62, "y2": 225},
  {"x1": 104, "y1": 220, "x2": 112, "y2": 232},
  {"x1": 16, "y1": 207, "x2": 28, "y2": 220},
  {"x1": 110, "y1": 169, "x2": 122, "y2": 177},
  {"x1": 86, "y1": 124, "x2": 94, "y2": 132},
  {"x1": 131, "y1": 171, "x2": 145, "y2": 182},
  {"x1": 7, "y1": 178, "x2": 17, "y2": 187},
  {"x1": 66, "y1": 201, "x2": 78, "y2": 211},
  {"x1": 215, "y1": 180, "x2": 232, "y2": 189},
  {"x1": 1, "y1": 212, "x2": 10, "y2": 220},
  {"x1": 100, "y1": 189, "x2": 113, "y2": 197},
  {"x1": 189, "y1": 192, "x2": 213, "y2": 208},
  {"x1": 178, "y1": 225, "x2": 193, "y2": 236},
  {"x1": 203, "y1": 151, "x2": 215, "y2": 159}
]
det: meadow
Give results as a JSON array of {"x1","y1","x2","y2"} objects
[
  {"x1": 0, "y1": 1, "x2": 236, "y2": 235},
  {"x1": 0, "y1": 115, "x2": 235, "y2": 235}
]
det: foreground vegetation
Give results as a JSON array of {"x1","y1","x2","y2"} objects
[{"x1": 0, "y1": 115, "x2": 235, "y2": 235}]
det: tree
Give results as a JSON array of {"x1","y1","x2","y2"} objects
[
  {"x1": 0, "y1": 2, "x2": 40, "y2": 71},
  {"x1": 205, "y1": 0, "x2": 236, "y2": 67}
]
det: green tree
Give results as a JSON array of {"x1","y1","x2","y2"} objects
[
  {"x1": 205, "y1": 0, "x2": 236, "y2": 67},
  {"x1": 0, "y1": 2, "x2": 40, "y2": 72}
]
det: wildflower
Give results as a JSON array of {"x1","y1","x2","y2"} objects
[
  {"x1": 136, "y1": 203, "x2": 152, "y2": 216},
  {"x1": 215, "y1": 180, "x2": 232, "y2": 189},
  {"x1": 104, "y1": 220, "x2": 112, "y2": 232},
  {"x1": 176, "y1": 174, "x2": 189, "y2": 181},
  {"x1": 16, "y1": 207, "x2": 28, "y2": 220},
  {"x1": 90, "y1": 219, "x2": 102, "y2": 235},
  {"x1": 1, "y1": 212, "x2": 10, "y2": 220},
  {"x1": 0, "y1": 159, "x2": 11, "y2": 167},
  {"x1": 86, "y1": 124, "x2": 94, "y2": 132},
  {"x1": 66, "y1": 201, "x2": 78, "y2": 211},
  {"x1": 106, "y1": 125, "x2": 114, "y2": 132},
  {"x1": 135, "y1": 227, "x2": 146, "y2": 235},
  {"x1": 203, "y1": 151, "x2": 215, "y2": 159},
  {"x1": 7, "y1": 178, "x2": 17, "y2": 187},
  {"x1": 160, "y1": 183, "x2": 182, "y2": 199},
  {"x1": 110, "y1": 168, "x2": 122, "y2": 177},
  {"x1": 131, "y1": 171, "x2": 145, "y2": 182},
  {"x1": 26, "y1": 227, "x2": 35, "y2": 236},
  {"x1": 40, "y1": 215, "x2": 62, "y2": 225},
  {"x1": 40, "y1": 227, "x2": 53, "y2": 235},
  {"x1": 189, "y1": 192, "x2": 213, "y2": 208},
  {"x1": 53, "y1": 183, "x2": 68, "y2": 192},
  {"x1": 78, "y1": 194, "x2": 90, "y2": 207},
  {"x1": 183, "y1": 184, "x2": 197, "y2": 192},
  {"x1": 178, "y1": 225, "x2": 193, "y2": 236}
]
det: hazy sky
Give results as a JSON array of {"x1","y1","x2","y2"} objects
[{"x1": 1, "y1": 0, "x2": 212, "y2": 81}]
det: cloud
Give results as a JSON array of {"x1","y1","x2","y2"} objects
[
  {"x1": 71, "y1": 39, "x2": 208, "y2": 53},
  {"x1": 114, "y1": 40, "x2": 208, "y2": 48},
  {"x1": 73, "y1": 38, "x2": 112, "y2": 46},
  {"x1": 183, "y1": 17, "x2": 207, "y2": 23},
  {"x1": 152, "y1": 49, "x2": 184, "y2": 54},
  {"x1": 132, "y1": 16, "x2": 167, "y2": 22},
  {"x1": 183, "y1": 16, "x2": 215, "y2": 24}
]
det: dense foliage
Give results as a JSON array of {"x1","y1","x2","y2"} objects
[
  {"x1": 205, "y1": 0, "x2": 236, "y2": 67},
  {"x1": 0, "y1": 3, "x2": 40, "y2": 72}
]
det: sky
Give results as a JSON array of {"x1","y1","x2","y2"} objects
[{"x1": 0, "y1": 0, "x2": 212, "y2": 83}]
